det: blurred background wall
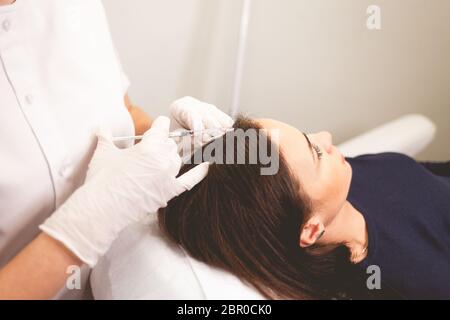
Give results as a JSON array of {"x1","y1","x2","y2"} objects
[{"x1": 102, "y1": 0, "x2": 450, "y2": 160}]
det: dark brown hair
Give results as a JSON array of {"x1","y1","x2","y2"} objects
[{"x1": 158, "y1": 117, "x2": 377, "y2": 299}]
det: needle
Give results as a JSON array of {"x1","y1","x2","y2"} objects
[{"x1": 112, "y1": 128, "x2": 233, "y2": 142}]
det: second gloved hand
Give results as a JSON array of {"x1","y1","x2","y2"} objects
[{"x1": 40, "y1": 116, "x2": 209, "y2": 267}]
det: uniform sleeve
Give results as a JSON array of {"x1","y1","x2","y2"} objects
[{"x1": 113, "y1": 46, "x2": 131, "y2": 96}]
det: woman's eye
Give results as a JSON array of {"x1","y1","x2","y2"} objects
[{"x1": 312, "y1": 144, "x2": 323, "y2": 160}]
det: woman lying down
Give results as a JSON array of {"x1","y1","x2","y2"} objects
[{"x1": 158, "y1": 116, "x2": 450, "y2": 300}]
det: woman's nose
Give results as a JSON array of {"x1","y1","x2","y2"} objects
[{"x1": 316, "y1": 131, "x2": 333, "y2": 153}]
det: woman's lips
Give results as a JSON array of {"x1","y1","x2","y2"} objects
[
  {"x1": 331, "y1": 145, "x2": 346, "y2": 164},
  {"x1": 336, "y1": 148, "x2": 345, "y2": 163}
]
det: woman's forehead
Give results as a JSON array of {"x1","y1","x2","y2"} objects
[{"x1": 257, "y1": 118, "x2": 312, "y2": 167}]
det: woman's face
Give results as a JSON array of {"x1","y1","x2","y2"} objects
[{"x1": 258, "y1": 119, "x2": 352, "y2": 226}]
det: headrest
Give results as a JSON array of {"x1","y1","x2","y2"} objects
[{"x1": 91, "y1": 217, "x2": 265, "y2": 300}]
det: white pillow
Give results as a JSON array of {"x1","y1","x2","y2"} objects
[{"x1": 90, "y1": 216, "x2": 265, "y2": 300}]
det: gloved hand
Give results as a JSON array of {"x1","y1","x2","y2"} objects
[
  {"x1": 40, "y1": 116, "x2": 209, "y2": 267},
  {"x1": 170, "y1": 96, "x2": 234, "y2": 132},
  {"x1": 169, "y1": 96, "x2": 234, "y2": 159}
]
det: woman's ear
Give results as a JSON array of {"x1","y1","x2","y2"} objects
[{"x1": 299, "y1": 216, "x2": 325, "y2": 248}]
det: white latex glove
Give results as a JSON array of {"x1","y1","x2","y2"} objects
[
  {"x1": 40, "y1": 116, "x2": 209, "y2": 267},
  {"x1": 170, "y1": 96, "x2": 234, "y2": 159},
  {"x1": 170, "y1": 96, "x2": 234, "y2": 132}
]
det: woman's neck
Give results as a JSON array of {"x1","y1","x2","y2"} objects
[{"x1": 322, "y1": 201, "x2": 369, "y2": 263}]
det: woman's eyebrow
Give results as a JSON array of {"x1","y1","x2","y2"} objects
[{"x1": 302, "y1": 132, "x2": 316, "y2": 163}]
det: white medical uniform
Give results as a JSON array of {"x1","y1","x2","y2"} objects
[{"x1": 0, "y1": 0, "x2": 134, "y2": 299}]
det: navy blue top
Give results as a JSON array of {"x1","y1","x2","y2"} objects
[{"x1": 346, "y1": 152, "x2": 450, "y2": 299}]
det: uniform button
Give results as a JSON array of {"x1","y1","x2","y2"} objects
[
  {"x1": 59, "y1": 158, "x2": 73, "y2": 178},
  {"x1": 59, "y1": 164, "x2": 72, "y2": 178},
  {"x1": 25, "y1": 94, "x2": 34, "y2": 105},
  {"x1": 2, "y1": 19, "x2": 11, "y2": 32}
]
